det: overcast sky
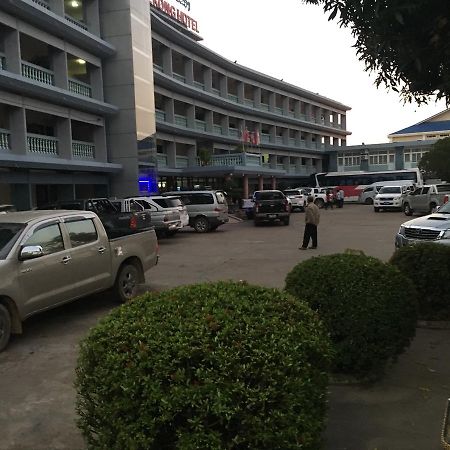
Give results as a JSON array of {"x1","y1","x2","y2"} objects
[{"x1": 188, "y1": 0, "x2": 447, "y2": 145}]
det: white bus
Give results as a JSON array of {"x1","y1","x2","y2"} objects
[{"x1": 315, "y1": 168, "x2": 423, "y2": 202}]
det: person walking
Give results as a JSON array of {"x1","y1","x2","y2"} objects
[
  {"x1": 299, "y1": 195, "x2": 320, "y2": 250},
  {"x1": 339, "y1": 188, "x2": 345, "y2": 208},
  {"x1": 324, "y1": 189, "x2": 333, "y2": 210},
  {"x1": 335, "y1": 188, "x2": 342, "y2": 208}
]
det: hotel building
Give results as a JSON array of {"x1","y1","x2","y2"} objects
[{"x1": 0, "y1": 0, "x2": 350, "y2": 209}]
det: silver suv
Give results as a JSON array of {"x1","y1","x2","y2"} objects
[{"x1": 164, "y1": 190, "x2": 229, "y2": 233}]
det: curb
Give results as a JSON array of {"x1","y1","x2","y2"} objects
[{"x1": 417, "y1": 320, "x2": 450, "y2": 330}]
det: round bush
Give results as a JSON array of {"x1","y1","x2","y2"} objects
[
  {"x1": 285, "y1": 253, "x2": 418, "y2": 379},
  {"x1": 390, "y1": 244, "x2": 450, "y2": 320},
  {"x1": 75, "y1": 281, "x2": 332, "y2": 450}
]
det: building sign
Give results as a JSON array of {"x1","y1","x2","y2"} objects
[{"x1": 151, "y1": 0, "x2": 199, "y2": 33}]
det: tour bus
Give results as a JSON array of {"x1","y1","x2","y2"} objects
[{"x1": 314, "y1": 168, "x2": 423, "y2": 202}]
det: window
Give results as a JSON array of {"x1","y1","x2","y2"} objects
[
  {"x1": 0, "y1": 223, "x2": 25, "y2": 260},
  {"x1": 338, "y1": 152, "x2": 360, "y2": 167},
  {"x1": 152, "y1": 198, "x2": 172, "y2": 208},
  {"x1": 65, "y1": 219, "x2": 98, "y2": 248},
  {"x1": 421, "y1": 186, "x2": 430, "y2": 194},
  {"x1": 186, "y1": 193, "x2": 214, "y2": 205},
  {"x1": 23, "y1": 223, "x2": 64, "y2": 255}
]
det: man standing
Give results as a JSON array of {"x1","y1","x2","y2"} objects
[
  {"x1": 339, "y1": 188, "x2": 345, "y2": 208},
  {"x1": 299, "y1": 196, "x2": 320, "y2": 250}
]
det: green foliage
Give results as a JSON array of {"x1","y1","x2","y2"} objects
[
  {"x1": 197, "y1": 147, "x2": 212, "y2": 165},
  {"x1": 75, "y1": 281, "x2": 332, "y2": 450},
  {"x1": 419, "y1": 138, "x2": 450, "y2": 182},
  {"x1": 285, "y1": 254, "x2": 418, "y2": 379},
  {"x1": 390, "y1": 244, "x2": 450, "y2": 320},
  {"x1": 303, "y1": 0, "x2": 450, "y2": 103}
]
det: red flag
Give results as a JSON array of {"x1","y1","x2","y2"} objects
[
  {"x1": 254, "y1": 131, "x2": 260, "y2": 145},
  {"x1": 242, "y1": 128, "x2": 250, "y2": 143}
]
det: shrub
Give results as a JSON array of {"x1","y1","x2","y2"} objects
[
  {"x1": 285, "y1": 253, "x2": 418, "y2": 380},
  {"x1": 390, "y1": 244, "x2": 450, "y2": 320},
  {"x1": 75, "y1": 281, "x2": 332, "y2": 450}
]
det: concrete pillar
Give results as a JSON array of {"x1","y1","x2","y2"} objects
[
  {"x1": 56, "y1": 117, "x2": 72, "y2": 159},
  {"x1": 219, "y1": 74, "x2": 228, "y2": 98},
  {"x1": 295, "y1": 157, "x2": 302, "y2": 172},
  {"x1": 270, "y1": 125, "x2": 276, "y2": 143},
  {"x1": 258, "y1": 175, "x2": 264, "y2": 190},
  {"x1": 188, "y1": 145, "x2": 197, "y2": 167},
  {"x1": 305, "y1": 103, "x2": 312, "y2": 121},
  {"x1": 324, "y1": 136, "x2": 331, "y2": 149},
  {"x1": 269, "y1": 154, "x2": 277, "y2": 169},
  {"x1": 283, "y1": 156, "x2": 290, "y2": 171},
  {"x1": 49, "y1": 0, "x2": 64, "y2": 15},
  {"x1": 282, "y1": 128, "x2": 289, "y2": 145},
  {"x1": 294, "y1": 130, "x2": 301, "y2": 146},
  {"x1": 93, "y1": 126, "x2": 107, "y2": 162},
  {"x1": 205, "y1": 110, "x2": 213, "y2": 133},
  {"x1": 306, "y1": 158, "x2": 313, "y2": 174},
  {"x1": 243, "y1": 174, "x2": 249, "y2": 199},
  {"x1": 10, "y1": 107, "x2": 27, "y2": 155},
  {"x1": 333, "y1": 137, "x2": 339, "y2": 147},
  {"x1": 187, "y1": 105, "x2": 195, "y2": 129},
  {"x1": 221, "y1": 115, "x2": 229, "y2": 136},
  {"x1": 395, "y1": 146, "x2": 404, "y2": 170},
  {"x1": 85, "y1": 0, "x2": 100, "y2": 35},
  {"x1": 185, "y1": 58, "x2": 194, "y2": 85},
  {"x1": 295, "y1": 100, "x2": 302, "y2": 119},
  {"x1": 282, "y1": 96, "x2": 289, "y2": 115},
  {"x1": 52, "y1": 49, "x2": 68, "y2": 90},
  {"x1": 269, "y1": 92, "x2": 276, "y2": 111},
  {"x1": 328, "y1": 152, "x2": 338, "y2": 172},
  {"x1": 164, "y1": 98, "x2": 175, "y2": 123},
  {"x1": 253, "y1": 87, "x2": 261, "y2": 109},
  {"x1": 167, "y1": 142, "x2": 176, "y2": 168},
  {"x1": 316, "y1": 159, "x2": 323, "y2": 172},
  {"x1": 203, "y1": 68, "x2": 212, "y2": 92},
  {"x1": 237, "y1": 82, "x2": 245, "y2": 104},
  {"x1": 162, "y1": 47, "x2": 173, "y2": 76},
  {"x1": 90, "y1": 65, "x2": 104, "y2": 101},
  {"x1": 306, "y1": 132, "x2": 313, "y2": 149},
  {"x1": 4, "y1": 29, "x2": 21, "y2": 74},
  {"x1": 271, "y1": 177, "x2": 277, "y2": 189},
  {"x1": 341, "y1": 114, "x2": 346, "y2": 130},
  {"x1": 332, "y1": 112, "x2": 339, "y2": 128},
  {"x1": 341, "y1": 139, "x2": 347, "y2": 147}
]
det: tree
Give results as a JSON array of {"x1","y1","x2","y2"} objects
[
  {"x1": 303, "y1": 0, "x2": 450, "y2": 103},
  {"x1": 419, "y1": 137, "x2": 450, "y2": 182}
]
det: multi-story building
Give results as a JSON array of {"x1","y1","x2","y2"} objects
[{"x1": 0, "y1": 0, "x2": 350, "y2": 209}]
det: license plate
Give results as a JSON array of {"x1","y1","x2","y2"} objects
[
  {"x1": 381, "y1": 202, "x2": 392, "y2": 205},
  {"x1": 268, "y1": 214, "x2": 277, "y2": 218}
]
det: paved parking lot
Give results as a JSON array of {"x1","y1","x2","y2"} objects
[{"x1": 1, "y1": 205, "x2": 448, "y2": 450}]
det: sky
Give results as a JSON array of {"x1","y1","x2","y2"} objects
[{"x1": 187, "y1": 0, "x2": 447, "y2": 145}]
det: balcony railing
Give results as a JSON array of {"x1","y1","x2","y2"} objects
[
  {"x1": 22, "y1": 61, "x2": 54, "y2": 86},
  {"x1": 68, "y1": 78, "x2": 92, "y2": 97},
  {"x1": 0, "y1": 53, "x2": 6, "y2": 71},
  {"x1": 155, "y1": 109, "x2": 166, "y2": 121},
  {"x1": 0, "y1": 129, "x2": 11, "y2": 150},
  {"x1": 260, "y1": 103, "x2": 270, "y2": 111},
  {"x1": 72, "y1": 140, "x2": 95, "y2": 159},
  {"x1": 244, "y1": 99, "x2": 254, "y2": 108},
  {"x1": 176, "y1": 156, "x2": 189, "y2": 168},
  {"x1": 157, "y1": 153, "x2": 168, "y2": 167},
  {"x1": 228, "y1": 128, "x2": 239, "y2": 138},
  {"x1": 153, "y1": 63, "x2": 163, "y2": 72},
  {"x1": 261, "y1": 133, "x2": 271, "y2": 143},
  {"x1": 289, "y1": 138, "x2": 296, "y2": 147},
  {"x1": 173, "y1": 72, "x2": 186, "y2": 83},
  {"x1": 195, "y1": 152, "x2": 263, "y2": 168},
  {"x1": 195, "y1": 119, "x2": 206, "y2": 131},
  {"x1": 65, "y1": 15, "x2": 88, "y2": 31},
  {"x1": 211, "y1": 87, "x2": 220, "y2": 96},
  {"x1": 32, "y1": 0, "x2": 50, "y2": 9},
  {"x1": 275, "y1": 137, "x2": 284, "y2": 145},
  {"x1": 27, "y1": 134, "x2": 58, "y2": 155},
  {"x1": 228, "y1": 93, "x2": 238, "y2": 103},
  {"x1": 274, "y1": 107, "x2": 283, "y2": 115},
  {"x1": 193, "y1": 80, "x2": 205, "y2": 90},
  {"x1": 174, "y1": 114, "x2": 188, "y2": 127},
  {"x1": 213, "y1": 124, "x2": 223, "y2": 135}
]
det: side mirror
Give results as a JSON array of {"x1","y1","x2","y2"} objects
[{"x1": 20, "y1": 245, "x2": 44, "y2": 261}]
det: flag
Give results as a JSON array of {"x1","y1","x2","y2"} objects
[
  {"x1": 241, "y1": 127, "x2": 250, "y2": 143},
  {"x1": 254, "y1": 131, "x2": 260, "y2": 146}
]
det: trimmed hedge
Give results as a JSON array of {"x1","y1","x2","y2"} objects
[
  {"x1": 285, "y1": 253, "x2": 418, "y2": 380},
  {"x1": 75, "y1": 281, "x2": 332, "y2": 450},
  {"x1": 390, "y1": 244, "x2": 450, "y2": 320}
]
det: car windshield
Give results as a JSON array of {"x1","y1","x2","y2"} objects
[
  {"x1": 165, "y1": 197, "x2": 184, "y2": 208},
  {"x1": 379, "y1": 186, "x2": 401, "y2": 194},
  {"x1": 152, "y1": 198, "x2": 173, "y2": 208},
  {"x1": 437, "y1": 202, "x2": 450, "y2": 214},
  {"x1": 0, "y1": 223, "x2": 25, "y2": 259},
  {"x1": 254, "y1": 191, "x2": 284, "y2": 200}
]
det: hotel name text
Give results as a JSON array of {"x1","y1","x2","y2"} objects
[{"x1": 151, "y1": 0, "x2": 199, "y2": 33}]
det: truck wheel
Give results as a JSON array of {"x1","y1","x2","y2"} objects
[
  {"x1": 429, "y1": 203, "x2": 437, "y2": 214},
  {"x1": 315, "y1": 198, "x2": 324, "y2": 208},
  {"x1": 193, "y1": 217, "x2": 210, "y2": 233},
  {"x1": 403, "y1": 203, "x2": 413, "y2": 216},
  {"x1": 374, "y1": 207, "x2": 380, "y2": 212},
  {"x1": 365, "y1": 198, "x2": 373, "y2": 205},
  {"x1": 0, "y1": 304, "x2": 12, "y2": 352},
  {"x1": 114, "y1": 263, "x2": 140, "y2": 303},
  {"x1": 283, "y1": 217, "x2": 290, "y2": 226}
]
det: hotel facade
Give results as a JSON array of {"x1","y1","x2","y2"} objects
[{"x1": 0, "y1": 0, "x2": 350, "y2": 209}]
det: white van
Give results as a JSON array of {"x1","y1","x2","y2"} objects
[
  {"x1": 360, "y1": 181, "x2": 415, "y2": 205},
  {"x1": 373, "y1": 182, "x2": 415, "y2": 212}
]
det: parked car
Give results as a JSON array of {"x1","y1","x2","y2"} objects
[
  {"x1": 0, "y1": 205, "x2": 16, "y2": 214},
  {"x1": 0, "y1": 210, "x2": 159, "y2": 351},
  {"x1": 112, "y1": 197, "x2": 181, "y2": 237},
  {"x1": 373, "y1": 185, "x2": 412, "y2": 212},
  {"x1": 151, "y1": 195, "x2": 189, "y2": 228},
  {"x1": 283, "y1": 189, "x2": 306, "y2": 211},
  {"x1": 360, "y1": 180, "x2": 416, "y2": 205},
  {"x1": 164, "y1": 190, "x2": 229, "y2": 233},
  {"x1": 402, "y1": 184, "x2": 450, "y2": 216},
  {"x1": 38, "y1": 198, "x2": 151, "y2": 237},
  {"x1": 395, "y1": 201, "x2": 450, "y2": 248},
  {"x1": 297, "y1": 187, "x2": 327, "y2": 208},
  {"x1": 252, "y1": 190, "x2": 290, "y2": 226}
]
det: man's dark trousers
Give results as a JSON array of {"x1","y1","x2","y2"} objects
[{"x1": 302, "y1": 223, "x2": 317, "y2": 248}]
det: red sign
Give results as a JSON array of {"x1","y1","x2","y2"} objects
[{"x1": 151, "y1": 0, "x2": 199, "y2": 33}]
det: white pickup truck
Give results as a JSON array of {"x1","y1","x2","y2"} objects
[
  {"x1": 402, "y1": 184, "x2": 450, "y2": 216},
  {"x1": 0, "y1": 210, "x2": 159, "y2": 351}
]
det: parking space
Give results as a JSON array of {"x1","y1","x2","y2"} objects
[{"x1": 0, "y1": 205, "x2": 420, "y2": 450}]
